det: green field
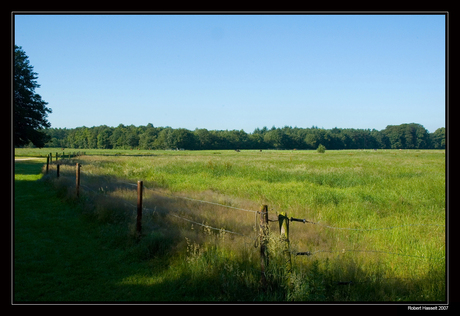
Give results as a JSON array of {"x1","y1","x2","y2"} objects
[{"x1": 14, "y1": 148, "x2": 446, "y2": 302}]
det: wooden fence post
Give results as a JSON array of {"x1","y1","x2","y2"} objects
[
  {"x1": 57, "y1": 164, "x2": 60, "y2": 178},
  {"x1": 137, "y1": 180, "x2": 143, "y2": 237},
  {"x1": 46, "y1": 155, "x2": 49, "y2": 173},
  {"x1": 76, "y1": 163, "x2": 80, "y2": 198},
  {"x1": 259, "y1": 204, "x2": 269, "y2": 289},
  {"x1": 279, "y1": 211, "x2": 292, "y2": 283}
]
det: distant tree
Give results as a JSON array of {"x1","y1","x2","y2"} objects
[
  {"x1": 110, "y1": 125, "x2": 127, "y2": 148},
  {"x1": 431, "y1": 127, "x2": 445, "y2": 149},
  {"x1": 248, "y1": 133, "x2": 264, "y2": 149},
  {"x1": 125, "y1": 132, "x2": 139, "y2": 149},
  {"x1": 304, "y1": 129, "x2": 329, "y2": 149},
  {"x1": 414, "y1": 124, "x2": 431, "y2": 149},
  {"x1": 371, "y1": 128, "x2": 390, "y2": 149},
  {"x1": 14, "y1": 45, "x2": 52, "y2": 147},
  {"x1": 384, "y1": 125, "x2": 405, "y2": 149},
  {"x1": 139, "y1": 127, "x2": 158, "y2": 149},
  {"x1": 97, "y1": 127, "x2": 112, "y2": 149},
  {"x1": 88, "y1": 128, "x2": 98, "y2": 148},
  {"x1": 170, "y1": 128, "x2": 196, "y2": 149},
  {"x1": 154, "y1": 128, "x2": 173, "y2": 149},
  {"x1": 304, "y1": 132, "x2": 317, "y2": 149},
  {"x1": 317, "y1": 144, "x2": 326, "y2": 153},
  {"x1": 194, "y1": 128, "x2": 213, "y2": 150},
  {"x1": 264, "y1": 129, "x2": 281, "y2": 148},
  {"x1": 225, "y1": 130, "x2": 249, "y2": 149},
  {"x1": 74, "y1": 127, "x2": 89, "y2": 148},
  {"x1": 44, "y1": 127, "x2": 68, "y2": 147},
  {"x1": 39, "y1": 123, "x2": 445, "y2": 151},
  {"x1": 382, "y1": 123, "x2": 431, "y2": 149}
]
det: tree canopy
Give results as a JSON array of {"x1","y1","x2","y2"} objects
[
  {"x1": 14, "y1": 45, "x2": 52, "y2": 148},
  {"x1": 40, "y1": 123, "x2": 445, "y2": 151}
]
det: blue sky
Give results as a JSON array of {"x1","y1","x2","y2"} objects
[{"x1": 14, "y1": 14, "x2": 446, "y2": 133}]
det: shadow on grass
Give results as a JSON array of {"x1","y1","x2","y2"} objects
[
  {"x1": 14, "y1": 158, "x2": 447, "y2": 303},
  {"x1": 14, "y1": 160, "x2": 47, "y2": 176}
]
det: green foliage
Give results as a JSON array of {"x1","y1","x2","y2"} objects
[
  {"x1": 317, "y1": 144, "x2": 326, "y2": 153},
  {"x1": 14, "y1": 45, "x2": 52, "y2": 148},
  {"x1": 39, "y1": 123, "x2": 445, "y2": 151},
  {"x1": 431, "y1": 127, "x2": 445, "y2": 149}
]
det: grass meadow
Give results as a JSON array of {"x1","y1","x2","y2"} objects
[{"x1": 14, "y1": 148, "x2": 446, "y2": 302}]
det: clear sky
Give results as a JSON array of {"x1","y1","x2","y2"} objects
[{"x1": 14, "y1": 13, "x2": 446, "y2": 133}]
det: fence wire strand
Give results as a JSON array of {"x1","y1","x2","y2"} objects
[
  {"x1": 169, "y1": 213, "x2": 247, "y2": 237},
  {"x1": 291, "y1": 218, "x2": 445, "y2": 231},
  {"x1": 67, "y1": 171, "x2": 446, "y2": 263},
  {"x1": 170, "y1": 195, "x2": 260, "y2": 214},
  {"x1": 294, "y1": 248, "x2": 445, "y2": 261}
]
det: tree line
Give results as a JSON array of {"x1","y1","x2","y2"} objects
[{"x1": 39, "y1": 123, "x2": 445, "y2": 150}]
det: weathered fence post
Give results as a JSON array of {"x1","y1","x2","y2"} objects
[
  {"x1": 76, "y1": 163, "x2": 80, "y2": 198},
  {"x1": 49, "y1": 153, "x2": 52, "y2": 162},
  {"x1": 137, "y1": 180, "x2": 143, "y2": 237},
  {"x1": 259, "y1": 204, "x2": 269, "y2": 290},
  {"x1": 46, "y1": 155, "x2": 49, "y2": 173},
  {"x1": 57, "y1": 164, "x2": 60, "y2": 178},
  {"x1": 279, "y1": 211, "x2": 292, "y2": 284}
]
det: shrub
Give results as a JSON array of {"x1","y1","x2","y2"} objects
[{"x1": 317, "y1": 144, "x2": 326, "y2": 153}]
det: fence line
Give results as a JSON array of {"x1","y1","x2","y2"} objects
[
  {"x1": 169, "y1": 195, "x2": 261, "y2": 214},
  {"x1": 58, "y1": 171, "x2": 254, "y2": 239},
  {"x1": 118, "y1": 186, "x2": 445, "y2": 265},
  {"x1": 112, "y1": 179, "x2": 263, "y2": 214},
  {"x1": 169, "y1": 213, "x2": 247, "y2": 237},
  {"x1": 119, "y1": 195, "x2": 253, "y2": 239},
  {"x1": 294, "y1": 249, "x2": 445, "y2": 261},
  {"x1": 288, "y1": 216, "x2": 445, "y2": 231},
  {"x1": 72, "y1": 172, "x2": 445, "y2": 261},
  {"x1": 52, "y1": 168, "x2": 445, "y2": 237},
  {"x1": 56, "y1": 166, "x2": 443, "y2": 233},
  {"x1": 47, "y1": 161, "x2": 445, "y2": 290}
]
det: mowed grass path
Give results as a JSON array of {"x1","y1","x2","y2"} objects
[{"x1": 13, "y1": 160, "x2": 212, "y2": 302}]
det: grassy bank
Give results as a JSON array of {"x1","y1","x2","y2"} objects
[
  {"x1": 14, "y1": 160, "x2": 285, "y2": 301},
  {"x1": 14, "y1": 149, "x2": 446, "y2": 301}
]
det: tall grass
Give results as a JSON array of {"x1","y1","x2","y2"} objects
[{"x1": 36, "y1": 148, "x2": 446, "y2": 301}]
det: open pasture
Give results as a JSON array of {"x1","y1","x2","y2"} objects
[{"x1": 16, "y1": 148, "x2": 446, "y2": 301}]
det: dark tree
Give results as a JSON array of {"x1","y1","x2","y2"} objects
[
  {"x1": 431, "y1": 127, "x2": 445, "y2": 149},
  {"x1": 14, "y1": 45, "x2": 52, "y2": 147}
]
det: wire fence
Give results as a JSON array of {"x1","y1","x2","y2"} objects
[
  {"x1": 81, "y1": 175, "x2": 446, "y2": 259},
  {"x1": 289, "y1": 217, "x2": 445, "y2": 231},
  {"x1": 295, "y1": 249, "x2": 444, "y2": 261},
  {"x1": 44, "y1": 158, "x2": 446, "y2": 287}
]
